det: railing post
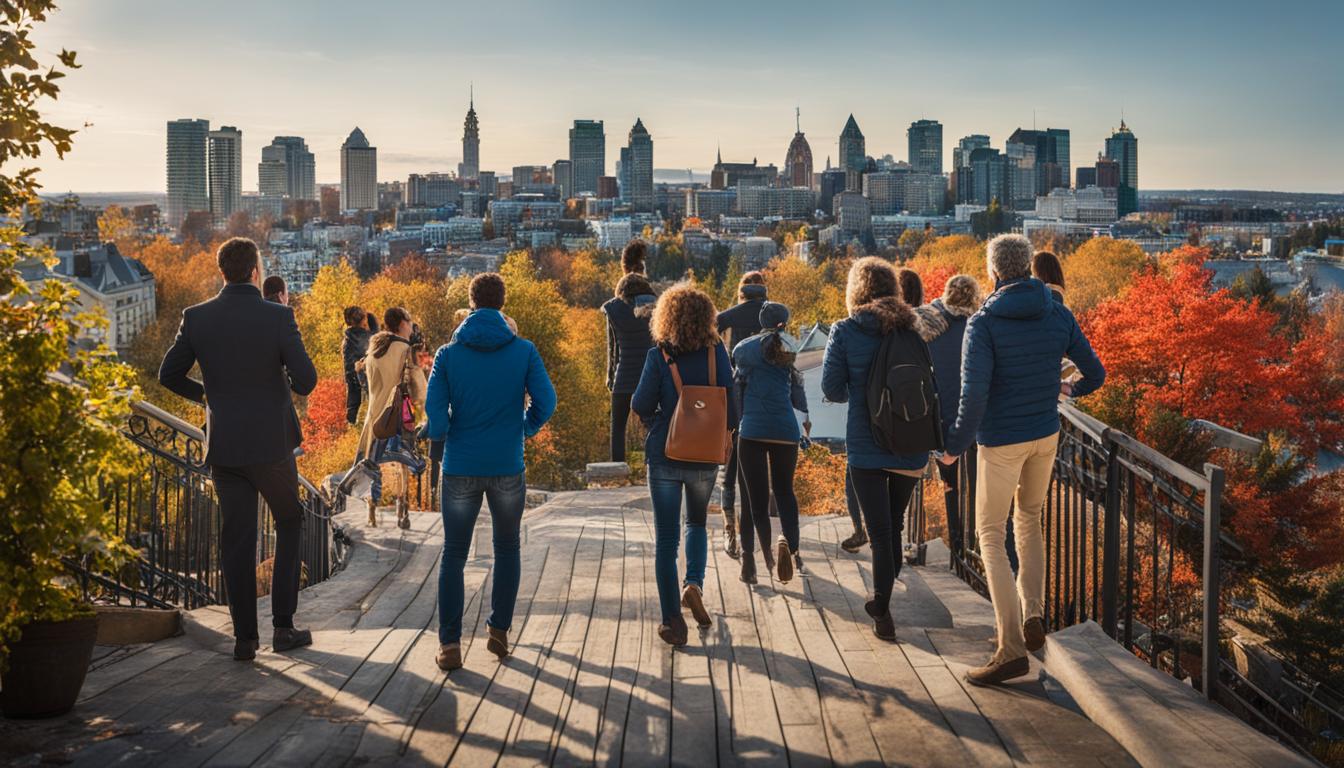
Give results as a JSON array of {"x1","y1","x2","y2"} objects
[
  {"x1": 1202, "y1": 462, "x2": 1226, "y2": 703},
  {"x1": 1100, "y1": 429, "x2": 1121, "y2": 639}
]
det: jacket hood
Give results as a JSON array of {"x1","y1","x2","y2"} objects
[
  {"x1": 369, "y1": 331, "x2": 409, "y2": 358},
  {"x1": 913, "y1": 304, "x2": 948, "y2": 342},
  {"x1": 740, "y1": 284, "x2": 767, "y2": 302},
  {"x1": 345, "y1": 326, "x2": 370, "y2": 342},
  {"x1": 850, "y1": 296, "x2": 917, "y2": 336},
  {"x1": 982, "y1": 278, "x2": 1052, "y2": 321},
  {"x1": 937, "y1": 293, "x2": 978, "y2": 318},
  {"x1": 455, "y1": 308, "x2": 518, "y2": 352},
  {"x1": 632, "y1": 294, "x2": 656, "y2": 318}
]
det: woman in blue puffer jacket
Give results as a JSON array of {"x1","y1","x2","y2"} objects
[
  {"x1": 732, "y1": 301, "x2": 810, "y2": 586},
  {"x1": 821, "y1": 257, "x2": 933, "y2": 643}
]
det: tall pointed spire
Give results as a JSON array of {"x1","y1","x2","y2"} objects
[
  {"x1": 795, "y1": 106, "x2": 800, "y2": 134},
  {"x1": 716, "y1": 142, "x2": 721, "y2": 165},
  {"x1": 470, "y1": 81, "x2": 474, "y2": 110}
]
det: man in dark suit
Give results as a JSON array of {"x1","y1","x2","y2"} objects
[{"x1": 158, "y1": 237, "x2": 319, "y2": 661}]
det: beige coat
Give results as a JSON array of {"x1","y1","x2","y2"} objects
[{"x1": 357, "y1": 334, "x2": 427, "y2": 458}]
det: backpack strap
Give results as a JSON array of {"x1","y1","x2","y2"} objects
[{"x1": 661, "y1": 348, "x2": 684, "y2": 394}]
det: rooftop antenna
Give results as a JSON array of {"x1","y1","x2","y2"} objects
[
  {"x1": 470, "y1": 81, "x2": 474, "y2": 109},
  {"x1": 796, "y1": 106, "x2": 801, "y2": 133}
]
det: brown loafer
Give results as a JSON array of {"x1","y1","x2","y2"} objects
[
  {"x1": 658, "y1": 614, "x2": 688, "y2": 647},
  {"x1": 486, "y1": 625, "x2": 510, "y2": 660},
  {"x1": 436, "y1": 643, "x2": 462, "y2": 671},
  {"x1": 1023, "y1": 617, "x2": 1046, "y2": 652},
  {"x1": 964, "y1": 654, "x2": 1031, "y2": 687},
  {"x1": 681, "y1": 584, "x2": 712, "y2": 628},
  {"x1": 775, "y1": 537, "x2": 793, "y2": 583}
]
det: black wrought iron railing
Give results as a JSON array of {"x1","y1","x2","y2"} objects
[
  {"x1": 74, "y1": 399, "x2": 346, "y2": 610},
  {"x1": 943, "y1": 402, "x2": 1341, "y2": 760}
]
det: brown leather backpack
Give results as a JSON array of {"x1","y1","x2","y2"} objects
[{"x1": 661, "y1": 347, "x2": 732, "y2": 464}]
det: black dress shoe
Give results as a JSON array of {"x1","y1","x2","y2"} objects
[
  {"x1": 272, "y1": 627, "x2": 313, "y2": 652},
  {"x1": 234, "y1": 638, "x2": 257, "y2": 661}
]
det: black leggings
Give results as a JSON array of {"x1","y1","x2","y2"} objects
[
  {"x1": 737, "y1": 439, "x2": 800, "y2": 558},
  {"x1": 611, "y1": 391, "x2": 633, "y2": 462},
  {"x1": 850, "y1": 467, "x2": 920, "y2": 615}
]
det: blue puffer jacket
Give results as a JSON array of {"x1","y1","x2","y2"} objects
[
  {"x1": 944, "y1": 277, "x2": 1105, "y2": 456},
  {"x1": 424, "y1": 309, "x2": 557, "y2": 476},
  {"x1": 914, "y1": 298, "x2": 976, "y2": 442},
  {"x1": 631, "y1": 342, "x2": 739, "y2": 470},
  {"x1": 732, "y1": 332, "x2": 808, "y2": 443},
  {"x1": 821, "y1": 296, "x2": 931, "y2": 471}
]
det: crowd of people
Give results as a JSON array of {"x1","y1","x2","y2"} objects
[{"x1": 158, "y1": 232, "x2": 1104, "y2": 688}]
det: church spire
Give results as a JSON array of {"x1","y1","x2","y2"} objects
[{"x1": 796, "y1": 106, "x2": 800, "y2": 134}]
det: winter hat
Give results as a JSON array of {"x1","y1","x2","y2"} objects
[{"x1": 759, "y1": 301, "x2": 790, "y2": 330}]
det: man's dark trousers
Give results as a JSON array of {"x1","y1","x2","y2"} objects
[{"x1": 211, "y1": 455, "x2": 305, "y2": 640}]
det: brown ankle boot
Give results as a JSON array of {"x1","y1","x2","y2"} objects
[
  {"x1": 436, "y1": 643, "x2": 462, "y2": 671},
  {"x1": 366, "y1": 498, "x2": 377, "y2": 527},
  {"x1": 964, "y1": 653, "x2": 1031, "y2": 687},
  {"x1": 486, "y1": 625, "x2": 509, "y2": 659}
]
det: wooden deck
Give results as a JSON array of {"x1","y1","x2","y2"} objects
[{"x1": 2, "y1": 488, "x2": 1138, "y2": 767}]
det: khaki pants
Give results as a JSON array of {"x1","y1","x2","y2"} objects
[{"x1": 976, "y1": 433, "x2": 1057, "y2": 659}]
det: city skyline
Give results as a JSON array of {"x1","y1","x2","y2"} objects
[{"x1": 28, "y1": 0, "x2": 1344, "y2": 194}]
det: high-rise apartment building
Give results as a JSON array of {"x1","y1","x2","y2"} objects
[
  {"x1": 839, "y1": 114, "x2": 866, "y2": 191},
  {"x1": 166, "y1": 118, "x2": 210, "y2": 229},
  {"x1": 785, "y1": 108, "x2": 813, "y2": 189},
  {"x1": 340, "y1": 127, "x2": 378, "y2": 211},
  {"x1": 552, "y1": 159, "x2": 572, "y2": 200},
  {"x1": 1104, "y1": 120, "x2": 1138, "y2": 217},
  {"x1": 269, "y1": 136, "x2": 316, "y2": 200},
  {"x1": 258, "y1": 144, "x2": 289, "y2": 198},
  {"x1": 460, "y1": 89, "x2": 480, "y2": 180},
  {"x1": 908, "y1": 119, "x2": 943, "y2": 175},
  {"x1": 622, "y1": 118, "x2": 654, "y2": 211},
  {"x1": 952, "y1": 134, "x2": 991, "y2": 204},
  {"x1": 569, "y1": 120, "x2": 606, "y2": 196},
  {"x1": 207, "y1": 126, "x2": 242, "y2": 226}
]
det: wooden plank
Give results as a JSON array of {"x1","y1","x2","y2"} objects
[
  {"x1": 592, "y1": 526, "x2": 648, "y2": 765},
  {"x1": 613, "y1": 511, "x2": 672, "y2": 767},
  {"x1": 700, "y1": 517, "x2": 736, "y2": 768}
]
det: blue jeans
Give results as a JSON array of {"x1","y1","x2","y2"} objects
[
  {"x1": 438, "y1": 472, "x2": 526, "y2": 644},
  {"x1": 647, "y1": 462, "x2": 716, "y2": 624}
]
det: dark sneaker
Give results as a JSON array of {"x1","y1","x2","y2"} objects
[
  {"x1": 740, "y1": 558, "x2": 757, "y2": 585},
  {"x1": 1023, "y1": 616, "x2": 1046, "y2": 652},
  {"x1": 486, "y1": 625, "x2": 510, "y2": 659},
  {"x1": 793, "y1": 553, "x2": 805, "y2": 574},
  {"x1": 864, "y1": 599, "x2": 896, "y2": 642},
  {"x1": 272, "y1": 627, "x2": 313, "y2": 652},
  {"x1": 762, "y1": 543, "x2": 776, "y2": 574},
  {"x1": 233, "y1": 638, "x2": 256, "y2": 661},
  {"x1": 840, "y1": 528, "x2": 868, "y2": 553},
  {"x1": 724, "y1": 522, "x2": 740, "y2": 560},
  {"x1": 965, "y1": 654, "x2": 1031, "y2": 687},
  {"x1": 658, "y1": 614, "x2": 688, "y2": 647},
  {"x1": 681, "y1": 584, "x2": 712, "y2": 628},
  {"x1": 436, "y1": 643, "x2": 462, "y2": 671},
  {"x1": 776, "y1": 537, "x2": 793, "y2": 583}
]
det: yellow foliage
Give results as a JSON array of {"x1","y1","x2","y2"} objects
[
  {"x1": 1064, "y1": 237, "x2": 1151, "y2": 314},
  {"x1": 906, "y1": 235, "x2": 989, "y2": 284},
  {"x1": 763, "y1": 257, "x2": 846, "y2": 332},
  {"x1": 295, "y1": 262, "x2": 361, "y2": 379}
]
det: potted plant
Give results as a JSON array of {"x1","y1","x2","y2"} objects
[{"x1": 0, "y1": 0, "x2": 140, "y2": 718}]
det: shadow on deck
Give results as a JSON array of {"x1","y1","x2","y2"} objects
[{"x1": 0, "y1": 488, "x2": 1289, "y2": 767}]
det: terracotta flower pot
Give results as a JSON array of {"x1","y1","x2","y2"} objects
[{"x1": 1, "y1": 615, "x2": 99, "y2": 718}]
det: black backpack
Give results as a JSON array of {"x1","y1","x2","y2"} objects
[{"x1": 865, "y1": 328, "x2": 944, "y2": 454}]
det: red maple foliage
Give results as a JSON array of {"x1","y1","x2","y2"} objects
[{"x1": 302, "y1": 377, "x2": 350, "y2": 448}]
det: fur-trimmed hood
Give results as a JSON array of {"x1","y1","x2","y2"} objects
[
  {"x1": 914, "y1": 295, "x2": 979, "y2": 341},
  {"x1": 849, "y1": 295, "x2": 917, "y2": 336}
]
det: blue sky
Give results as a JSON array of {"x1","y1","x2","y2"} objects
[{"x1": 29, "y1": 0, "x2": 1344, "y2": 193}]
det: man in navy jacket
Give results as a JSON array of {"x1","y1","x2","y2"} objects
[{"x1": 940, "y1": 234, "x2": 1105, "y2": 687}]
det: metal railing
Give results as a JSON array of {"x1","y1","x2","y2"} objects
[
  {"x1": 74, "y1": 399, "x2": 345, "y2": 610},
  {"x1": 943, "y1": 403, "x2": 1342, "y2": 760}
]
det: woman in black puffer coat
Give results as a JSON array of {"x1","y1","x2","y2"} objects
[{"x1": 602, "y1": 269, "x2": 657, "y2": 462}]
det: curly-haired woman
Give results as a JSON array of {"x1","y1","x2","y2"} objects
[
  {"x1": 821, "y1": 258, "x2": 934, "y2": 642},
  {"x1": 632, "y1": 283, "x2": 738, "y2": 646}
]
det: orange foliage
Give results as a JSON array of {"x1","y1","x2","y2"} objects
[
  {"x1": 301, "y1": 377, "x2": 351, "y2": 448},
  {"x1": 794, "y1": 445, "x2": 848, "y2": 517}
]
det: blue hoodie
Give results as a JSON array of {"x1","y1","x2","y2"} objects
[
  {"x1": 943, "y1": 277, "x2": 1105, "y2": 456},
  {"x1": 424, "y1": 309, "x2": 556, "y2": 476}
]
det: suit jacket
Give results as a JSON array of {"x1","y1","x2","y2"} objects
[{"x1": 158, "y1": 282, "x2": 318, "y2": 467}]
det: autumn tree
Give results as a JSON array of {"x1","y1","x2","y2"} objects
[
  {"x1": 97, "y1": 204, "x2": 142, "y2": 255},
  {"x1": 1063, "y1": 237, "x2": 1150, "y2": 313},
  {"x1": 295, "y1": 261, "x2": 362, "y2": 379},
  {"x1": 762, "y1": 257, "x2": 846, "y2": 332}
]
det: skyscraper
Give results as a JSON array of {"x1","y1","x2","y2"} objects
[
  {"x1": 908, "y1": 119, "x2": 943, "y2": 175},
  {"x1": 1007, "y1": 128, "x2": 1071, "y2": 194},
  {"x1": 552, "y1": 159, "x2": 572, "y2": 201},
  {"x1": 569, "y1": 119, "x2": 605, "y2": 196},
  {"x1": 785, "y1": 108, "x2": 813, "y2": 189},
  {"x1": 459, "y1": 87, "x2": 480, "y2": 180},
  {"x1": 258, "y1": 144, "x2": 289, "y2": 198},
  {"x1": 166, "y1": 118, "x2": 209, "y2": 229},
  {"x1": 620, "y1": 118, "x2": 654, "y2": 211},
  {"x1": 340, "y1": 127, "x2": 378, "y2": 211},
  {"x1": 207, "y1": 126, "x2": 242, "y2": 226},
  {"x1": 273, "y1": 136, "x2": 316, "y2": 200},
  {"x1": 952, "y1": 134, "x2": 991, "y2": 203},
  {"x1": 1104, "y1": 120, "x2": 1139, "y2": 217},
  {"x1": 839, "y1": 114, "x2": 866, "y2": 191}
]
